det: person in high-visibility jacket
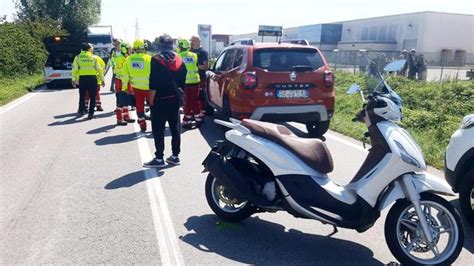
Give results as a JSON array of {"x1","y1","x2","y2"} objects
[
  {"x1": 176, "y1": 38, "x2": 201, "y2": 128},
  {"x1": 109, "y1": 38, "x2": 121, "y2": 92},
  {"x1": 72, "y1": 43, "x2": 104, "y2": 119},
  {"x1": 121, "y1": 39, "x2": 152, "y2": 132},
  {"x1": 114, "y1": 42, "x2": 135, "y2": 126},
  {"x1": 85, "y1": 55, "x2": 105, "y2": 111}
]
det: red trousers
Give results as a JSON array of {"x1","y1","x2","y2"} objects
[
  {"x1": 183, "y1": 84, "x2": 201, "y2": 124},
  {"x1": 85, "y1": 86, "x2": 101, "y2": 107},
  {"x1": 198, "y1": 79, "x2": 206, "y2": 112},
  {"x1": 114, "y1": 79, "x2": 132, "y2": 94},
  {"x1": 133, "y1": 88, "x2": 152, "y2": 129}
]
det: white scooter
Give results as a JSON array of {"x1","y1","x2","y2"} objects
[{"x1": 202, "y1": 60, "x2": 464, "y2": 265}]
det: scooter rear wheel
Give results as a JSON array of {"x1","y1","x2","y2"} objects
[
  {"x1": 384, "y1": 193, "x2": 463, "y2": 265},
  {"x1": 205, "y1": 174, "x2": 256, "y2": 222}
]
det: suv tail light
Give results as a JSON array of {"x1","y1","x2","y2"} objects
[
  {"x1": 324, "y1": 71, "x2": 334, "y2": 88},
  {"x1": 241, "y1": 72, "x2": 257, "y2": 89}
]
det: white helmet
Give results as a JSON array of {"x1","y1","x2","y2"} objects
[{"x1": 373, "y1": 96, "x2": 402, "y2": 122}]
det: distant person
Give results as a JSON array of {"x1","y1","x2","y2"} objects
[
  {"x1": 358, "y1": 50, "x2": 369, "y2": 73},
  {"x1": 85, "y1": 54, "x2": 106, "y2": 112},
  {"x1": 144, "y1": 34, "x2": 187, "y2": 168},
  {"x1": 398, "y1": 49, "x2": 409, "y2": 77},
  {"x1": 71, "y1": 43, "x2": 103, "y2": 120},
  {"x1": 114, "y1": 42, "x2": 135, "y2": 126},
  {"x1": 190, "y1": 35, "x2": 209, "y2": 117},
  {"x1": 109, "y1": 38, "x2": 121, "y2": 92},
  {"x1": 177, "y1": 38, "x2": 202, "y2": 129},
  {"x1": 407, "y1": 49, "x2": 418, "y2": 80},
  {"x1": 417, "y1": 54, "x2": 428, "y2": 81},
  {"x1": 376, "y1": 53, "x2": 388, "y2": 74}
]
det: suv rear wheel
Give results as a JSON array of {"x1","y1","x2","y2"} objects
[{"x1": 306, "y1": 120, "x2": 330, "y2": 137}]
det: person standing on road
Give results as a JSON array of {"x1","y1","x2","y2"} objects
[
  {"x1": 85, "y1": 54, "x2": 106, "y2": 111},
  {"x1": 109, "y1": 38, "x2": 121, "y2": 92},
  {"x1": 407, "y1": 49, "x2": 418, "y2": 80},
  {"x1": 177, "y1": 38, "x2": 202, "y2": 129},
  {"x1": 72, "y1": 43, "x2": 103, "y2": 120},
  {"x1": 114, "y1": 42, "x2": 135, "y2": 126},
  {"x1": 121, "y1": 40, "x2": 152, "y2": 132},
  {"x1": 144, "y1": 34, "x2": 187, "y2": 168},
  {"x1": 190, "y1": 35, "x2": 209, "y2": 117}
]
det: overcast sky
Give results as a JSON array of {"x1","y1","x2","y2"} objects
[{"x1": 1, "y1": 0, "x2": 473, "y2": 41}]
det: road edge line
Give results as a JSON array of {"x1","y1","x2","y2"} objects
[{"x1": 133, "y1": 122, "x2": 185, "y2": 265}]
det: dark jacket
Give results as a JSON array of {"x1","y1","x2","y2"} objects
[{"x1": 149, "y1": 51, "x2": 187, "y2": 98}]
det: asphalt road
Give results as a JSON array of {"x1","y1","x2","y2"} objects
[{"x1": 1, "y1": 76, "x2": 472, "y2": 265}]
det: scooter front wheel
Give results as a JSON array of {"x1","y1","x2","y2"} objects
[
  {"x1": 205, "y1": 174, "x2": 256, "y2": 222},
  {"x1": 385, "y1": 193, "x2": 464, "y2": 265}
]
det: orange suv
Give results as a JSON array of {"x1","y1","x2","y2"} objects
[{"x1": 205, "y1": 39, "x2": 335, "y2": 137}]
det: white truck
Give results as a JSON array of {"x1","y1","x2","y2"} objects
[{"x1": 86, "y1": 25, "x2": 114, "y2": 71}]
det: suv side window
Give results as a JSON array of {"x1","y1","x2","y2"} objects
[
  {"x1": 232, "y1": 49, "x2": 244, "y2": 68},
  {"x1": 214, "y1": 51, "x2": 227, "y2": 72},
  {"x1": 219, "y1": 49, "x2": 236, "y2": 71}
]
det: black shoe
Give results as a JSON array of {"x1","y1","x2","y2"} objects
[
  {"x1": 77, "y1": 111, "x2": 86, "y2": 116},
  {"x1": 96, "y1": 106, "x2": 104, "y2": 111},
  {"x1": 143, "y1": 158, "x2": 165, "y2": 168},
  {"x1": 117, "y1": 121, "x2": 127, "y2": 126},
  {"x1": 166, "y1": 155, "x2": 180, "y2": 165},
  {"x1": 126, "y1": 118, "x2": 136, "y2": 123},
  {"x1": 87, "y1": 114, "x2": 94, "y2": 120},
  {"x1": 140, "y1": 127, "x2": 146, "y2": 132}
]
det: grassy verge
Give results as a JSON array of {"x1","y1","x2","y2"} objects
[
  {"x1": 330, "y1": 71, "x2": 474, "y2": 169},
  {"x1": 0, "y1": 73, "x2": 44, "y2": 106}
]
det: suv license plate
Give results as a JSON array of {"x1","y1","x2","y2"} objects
[{"x1": 276, "y1": 89, "x2": 308, "y2": 99}]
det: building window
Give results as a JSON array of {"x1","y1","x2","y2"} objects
[
  {"x1": 388, "y1": 25, "x2": 397, "y2": 41},
  {"x1": 378, "y1": 26, "x2": 387, "y2": 41},
  {"x1": 361, "y1": 27, "x2": 369, "y2": 41},
  {"x1": 369, "y1": 26, "x2": 377, "y2": 40}
]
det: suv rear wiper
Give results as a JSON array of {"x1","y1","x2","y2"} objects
[{"x1": 290, "y1": 65, "x2": 314, "y2": 72}]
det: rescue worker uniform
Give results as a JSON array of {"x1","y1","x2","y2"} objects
[
  {"x1": 122, "y1": 40, "x2": 152, "y2": 132},
  {"x1": 72, "y1": 43, "x2": 103, "y2": 119},
  {"x1": 85, "y1": 55, "x2": 105, "y2": 111},
  {"x1": 177, "y1": 39, "x2": 202, "y2": 128},
  {"x1": 114, "y1": 43, "x2": 135, "y2": 125}
]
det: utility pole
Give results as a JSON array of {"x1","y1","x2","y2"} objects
[{"x1": 135, "y1": 18, "x2": 140, "y2": 40}]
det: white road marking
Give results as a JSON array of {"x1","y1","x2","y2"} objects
[
  {"x1": 132, "y1": 120, "x2": 185, "y2": 265},
  {"x1": 325, "y1": 132, "x2": 369, "y2": 154},
  {"x1": 0, "y1": 87, "x2": 47, "y2": 116}
]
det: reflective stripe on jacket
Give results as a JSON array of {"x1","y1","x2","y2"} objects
[
  {"x1": 71, "y1": 51, "x2": 103, "y2": 82},
  {"x1": 121, "y1": 53, "x2": 152, "y2": 91}
]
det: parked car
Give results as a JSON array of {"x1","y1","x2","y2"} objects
[
  {"x1": 205, "y1": 39, "x2": 335, "y2": 137},
  {"x1": 445, "y1": 114, "x2": 474, "y2": 225}
]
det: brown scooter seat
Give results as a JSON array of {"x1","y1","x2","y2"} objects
[{"x1": 241, "y1": 119, "x2": 334, "y2": 173}]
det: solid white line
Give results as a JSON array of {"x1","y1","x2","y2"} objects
[
  {"x1": 325, "y1": 132, "x2": 369, "y2": 154},
  {"x1": 132, "y1": 120, "x2": 185, "y2": 265},
  {"x1": 0, "y1": 87, "x2": 46, "y2": 116}
]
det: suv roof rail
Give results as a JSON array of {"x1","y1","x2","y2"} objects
[
  {"x1": 229, "y1": 38, "x2": 255, "y2": 46},
  {"x1": 281, "y1": 39, "x2": 309, "y2": 46}
]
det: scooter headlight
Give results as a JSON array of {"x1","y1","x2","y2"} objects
[{"x1": 394, "y1": 140, "x2": 421, "y2": 168}]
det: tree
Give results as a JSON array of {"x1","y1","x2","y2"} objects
[{"x1": 15, "y1": 0, "x2": 101, "y2": 39}]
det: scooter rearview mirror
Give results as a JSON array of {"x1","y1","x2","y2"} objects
[
  {"x1": 347, "y1": 84, "x2": 361, "y2": 95},
  {"x1": 384, "y1": 59, "x2": 406, "y2": 73}
]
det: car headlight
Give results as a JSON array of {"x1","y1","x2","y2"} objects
[
  {"x1": 394, "y1": 140, "x2": 421, "y2": 168},
  {"x1": 460, "y1": 114, "x2": 474, "y2": 129}
]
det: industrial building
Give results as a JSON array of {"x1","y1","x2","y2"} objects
[{"x1": 230, "y1": 11, "x2": 474, "y2": 65}]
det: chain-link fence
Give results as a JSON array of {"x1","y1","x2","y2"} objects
[{"x1": 322, "y1": 49, "x2": 473, "y2": 82}]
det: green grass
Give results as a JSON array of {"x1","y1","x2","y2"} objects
[
  {"x1": 0, "y1": 73, "x2": 44, "y2": 106},
  {"x1": 330, "y1": 71, "x2": 474, "y2": 169}
]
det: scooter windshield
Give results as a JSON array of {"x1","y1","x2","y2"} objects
[{"x1": 365, "y1": 62, "x2": 403, "y2": 107}]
